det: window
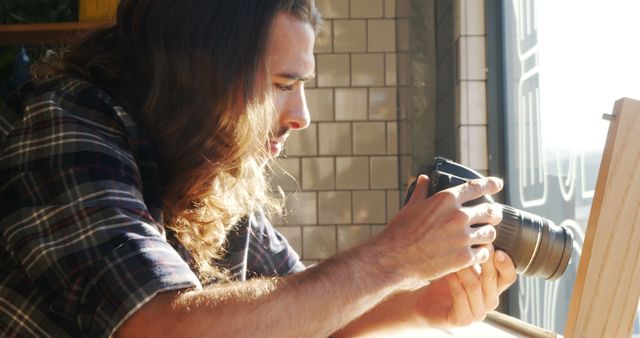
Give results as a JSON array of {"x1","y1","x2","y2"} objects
[{"x1": 497, "y1": 0, "x2": 640, "y2": 333}]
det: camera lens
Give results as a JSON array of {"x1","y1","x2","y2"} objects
[
  {"x1": 494, "y1": 205, "x2": 574, "y2": 280},
  {"x1": 415, "y1": 163, "x2": 575, "y2": 280}
]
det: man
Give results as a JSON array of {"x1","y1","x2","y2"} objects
[{"x1": 0, "y1": 1, "x2": 516, "y2": 337}]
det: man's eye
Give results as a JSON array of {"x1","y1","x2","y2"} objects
[{"x1": 274, "y1": 83, "x2": 294, "y2": 91}]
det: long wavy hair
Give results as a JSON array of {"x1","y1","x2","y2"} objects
[{"x1": 34, "y1": 0, "x2": 321, "y2": 281}]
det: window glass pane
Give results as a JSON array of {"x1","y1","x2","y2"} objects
[{"x1": 501, "y1": 0, "x2": 640, "y2": 333}]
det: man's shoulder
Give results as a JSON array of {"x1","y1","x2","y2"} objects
[
  {"x1": 35, "y1": 75, "x2": 127, "y2": 126},
  {"x1": 2, "y1": 75, "x2": 140, "y2": 148}
]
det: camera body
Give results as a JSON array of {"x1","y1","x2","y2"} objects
[{"x1": 406, "y1": 157, "x2": 573, "y2": 280}]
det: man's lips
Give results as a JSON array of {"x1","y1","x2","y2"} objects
[
  {"x1": 268, "y1": 135, "x2": 288, "y2": 154},
  {"x1": 270, "y1": 136, "x2": 287, "y2": 144}
]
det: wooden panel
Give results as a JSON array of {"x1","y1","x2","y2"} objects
[
  {"x1": 0, "y1": 22, "x2": 106, "y2": 46},
  {"x1": 565, "y1": 98, "x2": 640, "y2": 337}
]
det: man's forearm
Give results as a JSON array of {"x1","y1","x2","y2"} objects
[
  {"x1": 331, "y1": 289, "x2": 425, "y2": 338},
  {"x1": 117, "y1": 238, "x2": 410, "y2": 338},
  {"x1": 117, "y1": 176, "x2": 510, "y2": 338}
]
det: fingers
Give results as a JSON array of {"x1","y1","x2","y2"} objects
[
  {"x1": 449, "y1": 249, "x2": 509, "y2": 325},
  {"x1": 466, "y1": 203, "x2": 503, "y2": 226},
  {"x1": 455, "y1": 267, "x2": 486, "y2": 321},
  {"x1": 468, "y1": 225, "x2": 497, "y2": 246},
  {"x1": 408, "y1": 175, "x2": 429, "y2": 204},
  {"x1": 494, "y1": 250, "x2": 517, "y2": 293},
  {"x1": 445, "y1": 273, "x2": 474, "y2": 325},
  {"x1": 480, "y1": 247, "x2": 499, "y2": 310},
  {"x1": 454, "y1": 177, "x2": 503, "y2": 204}
]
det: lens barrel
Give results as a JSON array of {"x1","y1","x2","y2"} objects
[
  {"x1": 494, "y1": 205, "x2": 574, "y2": 280},
  {"x1": 413, "y1": 157, "x2": 575, "y2": 280}
]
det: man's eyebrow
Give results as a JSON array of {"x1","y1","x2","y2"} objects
[{"x1": 273, "y1": 71, "x2": 316, "y2": 82}]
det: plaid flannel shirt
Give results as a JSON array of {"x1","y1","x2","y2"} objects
[{"x1": 0, "y1": 76, "x2": 304, "y2": 337}]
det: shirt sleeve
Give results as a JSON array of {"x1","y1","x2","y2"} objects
[
  {"x1": 246, "y1": 212, "x2": 306, "y2": 277},
  {"x1": 0, "y1": 87, "x2": 200, "y2": 337}
]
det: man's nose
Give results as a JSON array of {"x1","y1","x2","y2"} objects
[{"x1": 281, "y1": 88, "x2": 311, "y2": 130}]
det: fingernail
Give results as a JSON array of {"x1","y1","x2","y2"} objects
[
  {"x1": 493, "y1": 203, "x2": 503, "y2": 216},
  {"x1": 496, "y1": 251, "x2": 506, "y2": 262},
  {"x1": 479, "y1": 249, "x2": 490, "y2": 263},
  {"x1": 496, "y1": 178, "x2": 504, "y2": 189}
]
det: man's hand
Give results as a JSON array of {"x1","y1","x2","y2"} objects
[
  {"x1": 331, "y1": 248, "x2": 517, "y2": 337},
  {"x1": 414, "y1": 248, "x2": 517, "y2": 328},
  {"x1": 377, "y1": 174, "x2": 504, "y2": 286}
]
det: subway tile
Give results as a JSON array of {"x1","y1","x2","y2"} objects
[
  {"x1": 459, "y1": 81, "x2": 487, "y2": 125},
  {"x1": 318, "y1": 122, "x2": 352, "y2": 155},
  {"x1": 386, "y1": 190, "x2": 401, "y2": 220},
  {"x1": 369, "y1": 88, "x2": 397, "y2": 120},
  {"x1": 336, "y1": 156, "x2": 370, "y2": 190},
  {"x1": 387, "y1": 121, "x2": 398, "y2": 155},
  {"x1": 371, "y1": 225, "x2": 386, "y2": 237},
  {"x1": 351, "y1": 0, "x2": 383, "y2": 18},
  {"x1": 276, "y1": 226, "x2": 302, "y2": 255},
  {"x1": 353, "y1": 191, "x2": 387, "y2": 224},
  {"x1": 301, "y1": 260, "x2": 319, "y2": 267},
  {"x1": 460, "y1": 0, "x2": 485, "y2": 36},
  {"x1": 305, "y1": 88, "x2": 334, "y2": 122},
  {"x1": 333, "y1": 20, "x2": 367, "y2": 52},
  {"x1": 303, "y1": 226, "x2": 337, "y2": 259},
  {"x1": 459, "y1": 125, "x2": 488, "y2": 170},
  {"x1": 317, "y1": 54, "x2": 350, "y2": 87},
  {"x1": 306, "y1": 72, "x2": 317, "y2": 88},
  {"x1": 458, "y1": 36, "x2": 486, "y2": 80},
  {"x1": 270, "y1": 158, "x2": 301, "y2": 192},
  {"x1": 468, "y1": 125, "x2": 488, "y2": 170},
  {"x1": 318, "y1": 191, "x2": 352, "y2": 224},
  {"x1": 385, "y1": 53, "x2": 397, "y2": 86},
  {"x1": 337, "y1": 225, "x2": 371, "y2": 251},
  {"x1": 316, "y1": 0, "x2": 349, "y2": 18},
  {"x1": 301, "y1": 157, "x2": 335, "y2": 190},
  {"x1": 351, "y1": 54, "x2": 385, "y2": 86},
  {"x1": 370, "y1": 156, "x2": 399, "y2": 189},
  {"x1": 285, "y1": 123, "x2": 317, "y2": 156},
  {"x1": 335, "y1": 88, "x2": 368, "y2": 121},
  {"x1": 368, "y1": 19, "x2": 396, "y2": 52},
  {"x1": 315, "y1": 19, "x2": 333, "y2": 53},
  {"x1": 385, "y1": 0, "x2": 396, "y2": 18},
  {"x1": 353, "y1": 122, "x2": 387, "y2": 155},
  {"x1": 285, "y1": 192, "x2": 317, "y2": 225}
]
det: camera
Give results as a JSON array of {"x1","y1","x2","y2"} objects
[{"x1": 405, "y1": 157, "x2": 573, "y2": 280}]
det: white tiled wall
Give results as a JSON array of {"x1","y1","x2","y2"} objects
[
  {"x1": 274, "y1": 0, "x2": 490, "y2": 265},
  {"x1": 273, "y1": 0, "x2": 402, "y2": 265},
  {"x1": 455, "y1": 0, "x2": 489, "y2": 172}
]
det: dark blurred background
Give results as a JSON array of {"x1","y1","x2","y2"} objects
[{"x1": 1, "y1": 0, "x2": 78, "y2": 102}]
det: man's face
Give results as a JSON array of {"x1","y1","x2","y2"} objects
[{"x1": 267, "y1": 13, "x2": 316, "y2": 156}]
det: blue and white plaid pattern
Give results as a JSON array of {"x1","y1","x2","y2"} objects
[{"x1": 0, "y1": 76, "x2": 304, "y2": 337}]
